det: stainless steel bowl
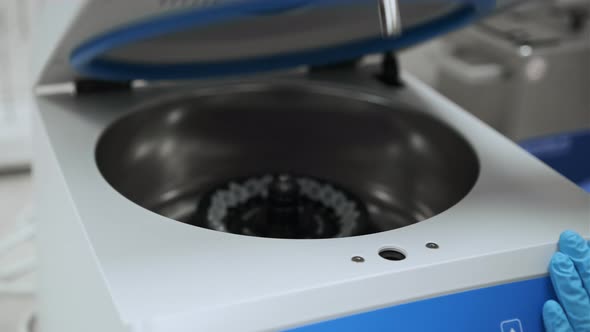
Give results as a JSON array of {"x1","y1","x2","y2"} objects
[{"x1": 96, "y1": 83, "x2": 479, "y2": 238}]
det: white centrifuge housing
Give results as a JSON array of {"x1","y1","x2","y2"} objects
[{"x1": 31, "y1": 1, "x2": 589, "y2": 332}]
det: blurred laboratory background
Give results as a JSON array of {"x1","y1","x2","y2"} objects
[
  {"x1": 0, "y1": 0, "x2": 588, "y2": 330},
  {"x1": 402, "y1": 0, "x2": 590, "y2": 140}
]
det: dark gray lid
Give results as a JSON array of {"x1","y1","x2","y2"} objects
[{"x1": 69, "y1": 0, "x2": 496, "y2": 81}]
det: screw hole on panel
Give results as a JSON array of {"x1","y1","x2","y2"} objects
[
  {"x1": 351, "y1": 256, "x2": 365, "y2": 263},
  {"x1": 426, "y1": 242, "x2": 439, "y2": 249}
]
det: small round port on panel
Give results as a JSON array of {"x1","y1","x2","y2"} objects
[{"x1": 379, "y1": 248, "x2": 406, "y2": 261}]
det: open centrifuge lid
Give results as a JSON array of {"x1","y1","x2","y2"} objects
[{"x1": 35, "y1": 0, "x2": 496, "y2": 84}]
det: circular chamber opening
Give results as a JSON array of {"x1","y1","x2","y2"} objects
[{"x1": 96, "y1": 83, "x2": 480, "y2": 239}]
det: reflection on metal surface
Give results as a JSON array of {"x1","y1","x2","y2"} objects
[{"x1": 96, "y1": 83, "x2": 479, "y2": 238}]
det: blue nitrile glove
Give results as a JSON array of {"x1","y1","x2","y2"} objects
[{"x1": 543, "y1": 231, "x2": 590, "y2": 332}]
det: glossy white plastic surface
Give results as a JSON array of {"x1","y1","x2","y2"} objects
[{"x1": 33, "y1": 72, "x2": 590, "y2": 332}]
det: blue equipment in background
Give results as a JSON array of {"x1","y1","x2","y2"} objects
[{"x1": 521, "y1": 130, "x2": 590, "y2": 193}]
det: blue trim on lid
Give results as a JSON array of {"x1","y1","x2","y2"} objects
[{"x1": 71, "y1": 0, "x2": 496, "y2": 81}]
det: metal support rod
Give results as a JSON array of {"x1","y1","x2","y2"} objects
[{"x1": 378, "y1": 0, "x2": 402, "y2": 37}]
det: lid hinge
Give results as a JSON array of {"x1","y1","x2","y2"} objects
[
  {"x1": 74, "y1": 79, "x2": 132, "y2": 96},
  {"x1": 377, "y1": 52, "x2": 403, "y2": 87}
]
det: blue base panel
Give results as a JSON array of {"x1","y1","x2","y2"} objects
[{"x1": 290, "y1": 277, "x2": 555, "y2": 332}]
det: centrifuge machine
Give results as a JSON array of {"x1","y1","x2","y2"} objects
[{"x1": 31, "y1": 0, "x2": 589, "y2": 331}]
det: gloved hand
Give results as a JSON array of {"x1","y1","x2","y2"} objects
[{"x1": 543, "y1": 231, "x2": 590, "y2": 332}]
